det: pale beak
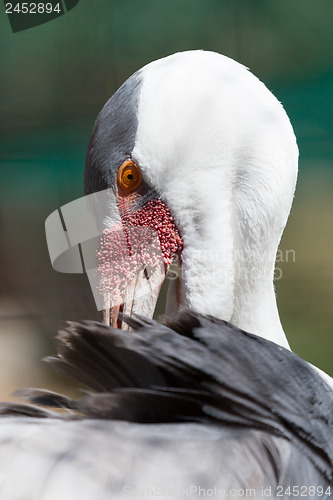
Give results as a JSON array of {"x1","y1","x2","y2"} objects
[
  {"x1": 97, "y1": 225, "x2": 171, "y2": 329},
  {"x1": 102, "y1": 261, "x2": 168, "y2": 329}
]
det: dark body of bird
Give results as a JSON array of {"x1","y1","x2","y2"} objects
[{"x1": 0, "y1": 311, "x2": 332, "y2": 499}]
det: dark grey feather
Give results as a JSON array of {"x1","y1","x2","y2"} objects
[
  {"x1": 84, "y1": 70, "x2": 142, "y2": 195},
  {"x1": 0, "y1": 310, "x2": 332, "y2": 498}
]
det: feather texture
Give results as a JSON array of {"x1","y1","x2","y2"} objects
[{"x1": 0, "y1": 310, "x2": 332, "y2": 499}]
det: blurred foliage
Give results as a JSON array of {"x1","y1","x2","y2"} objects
[
  {"x1": 276, "y1": 173, "x2": 333, "y2": 374},
  {"x1": 0, "y1": 0, "x2": 332, "y2": 388},
  {"x1": 1, "y1": 0, "x2": 333, "y2": 129}
]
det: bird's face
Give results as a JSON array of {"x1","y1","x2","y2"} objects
[
  {"x1": 95, "y1": 158, "x2": 183, "y2": 327},
  {"x1": 83, "y1": 50, "x2": 298, "y2": 331},
  {"x1": 85, "y1": 51, "x2": 235, "y2": 327}
]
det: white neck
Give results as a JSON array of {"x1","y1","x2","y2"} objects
[
  {"x1": 231, "y1": 275, "x2": 290, "y2": 349},
  {"x1": 179, "y1": 199, "x2": 291, "y2": 350},
  {"x1": 132, "y1": 49, "x2": 333, "y2": 389}
]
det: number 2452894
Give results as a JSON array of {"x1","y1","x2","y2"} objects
[{"x1": 5, "y1": 3, "x2": 61, "y2": 14}]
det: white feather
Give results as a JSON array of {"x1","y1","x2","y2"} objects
[
  {"x1": 133, "y1": 50, "x2": 297, "y2": 347},
  {"x1": 132, "y1": 50, "x2": 332, "y2": 388},
  {"x1": 0, "y1": 417, "x2": 294, "y2": 500}
]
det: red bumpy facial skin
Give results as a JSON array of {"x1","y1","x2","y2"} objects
[{"x1": 96, "y1": 198, "x2": 183, "y2": 305}]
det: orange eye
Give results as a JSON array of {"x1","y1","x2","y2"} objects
[{"x1": 117, "y1": 160, "x2": 142, "y2": 194}]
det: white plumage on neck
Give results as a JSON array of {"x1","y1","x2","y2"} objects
[
  {"x1": 131, "y1": 49, "x2": 333, "y2": 389},
  {"x1": 133, "y1": 50, "x2": 297, "y2": 349}
]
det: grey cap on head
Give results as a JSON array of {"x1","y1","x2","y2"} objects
[{"x1": 84, "y1": 70, "x2": 143, "y2": 195}]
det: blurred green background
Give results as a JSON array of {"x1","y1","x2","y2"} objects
[{"x1": 0, "y1": 0, "x2": 332, "y2": 398}]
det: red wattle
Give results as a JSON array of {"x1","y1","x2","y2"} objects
[{"x1": 96, "y1": 198, "x2": 183, "y2": 304}]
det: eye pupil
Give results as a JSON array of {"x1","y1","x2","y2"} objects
[{"x1": 117, "y1": 160, "x2": 142, "y2": 195}]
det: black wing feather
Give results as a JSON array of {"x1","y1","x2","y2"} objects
[{"x1": 1, "y1": 309, "x2": 332, "y2": 483}]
